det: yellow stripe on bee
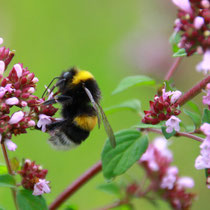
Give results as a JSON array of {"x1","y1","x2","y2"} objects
[
  {"x1": 72, "y1": 70, "x2": 94, "y2": 85},
  {"x1": 73, "y1": 115, "x2": 97, "y2": 131}
]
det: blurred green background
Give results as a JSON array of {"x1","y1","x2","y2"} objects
[{"x1": 0, "y1": 1, "x2": 208, "y2": 209}]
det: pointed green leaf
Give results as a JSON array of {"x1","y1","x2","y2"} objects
[
  {"x1": 17, "y1": 189, "x2": 48, "y2": 210},
  {"x1": 161, "y1": 126, "x2": 176, "y2": 139},
  {"x1": 173, "y1": 48, "x2": 187, "y2": 57},
  {"x1": 183, "y1": 108, "x2": 201, "y2": 128},
  {"x1": 112, "y1": 76, "x2": 155, "y2": 95},
  {"x1": 102, "y1": 129, "x2": 148, "y2": 179},
  {"x1": 97, "y1": 183, "x2": 121, "y2": 195},
  {"x1": 105, "y1": 99, "x2": 141, "y2": 115},
  {"x1": 186, "y1": 101, "x2": 201, "y2": 115},
  {"x1": 202, "y1": 108, "x2": 210, "y2": 124},
  {"x1": 0, "y1": 174, "x2": 16, "y2": 188}
]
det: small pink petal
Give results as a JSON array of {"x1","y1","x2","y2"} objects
[
  {"x1": 200, "y1": 123, "x2": 210, "y2": 136},
  {"x1": 14, "y1": 64, "x2": 22, "y2": 78},
  {"x1": 196, "y1": 50, "x2": 210, "y2": 74},
  {"x1": 5, "y1": 97, "x2": 19, "y2": 105},
  {"x1": 32, "y1": 77, "x2": 39, "y2": 83},
  {"x1": 0, "y1": 61, "x2": 5, "y2": 74},
  {"x1": 21, "y1": 101, "x2": 28, "y2": 107},
  {"x1": 0, "y1": 38, "x2": 3, "y2": 45},
  {"x1": 5, "y1": 139, "x2": 17, "y2": 151},
  {"x1": 9, "y1": 111, "x2": 24, "y2": 124},
  {"x1": 194, "y1": 16, "x2": 205, "y2": 29},
  {"x1": 28, "y1": 120, "x2": 36, "y2": 127},
  {"x1": 177, "y1": 177, "x2": 194, "y2": 189},
  {"x1": 28, "y1": 87, "x2": 35, "y2": 93},
  {"x1": 33, "y1": 179, "x2": 51, "y2": 196},
  {"x1": 201, "y1": 0, "x2": 210, "y2": 8},
  {"x1": 172, "y1": 0, "x2": 192, "y2": 13},
  {"x1": 165, "y1": 116, "x2": 181, "y2": 133},
  {"x1": 171, "y1": 90, "x2": 182, "y2": 103}
]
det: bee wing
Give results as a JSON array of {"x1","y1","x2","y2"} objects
[
  {"x1": 83, "y1": 86, "x2": 101, "y2": 128},
  {"x1": 96, "y1": 103, "x2": 116, "y2": 148}
]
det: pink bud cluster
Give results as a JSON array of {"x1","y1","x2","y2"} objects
[
  {"x1": 18, "y1": 159, "x2": 50, "y2": 196},
  {"x1": 137, "y1": 137, "x2": 195, "y2": 210},
  {"x1": 0, "y1": 39, "x2": 58, "y2": 150},
  {"x1": 142, "y1": 88, "x2": 182, "y2": 125},
  {"x1": 173, "y1": 0, "x2": 210, "y2": 56}
]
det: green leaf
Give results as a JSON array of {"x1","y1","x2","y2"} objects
[
  {"x1": 0, "y1": 205, "x2": 5, "y2": 210},
  {"x1": 202, "y1": 109, "x2": 210, "y2": 124},
  {"x1": 169, "y1": 31, "x2": 181, "y2": 46},
  {"x1": 0, "y1": 174, "x2": 16, "y2": 188},
  {"x1": 173, "y1": 48, "x2": 187, "y2": 57},
  {"x1": 102, "y1": 129, "x2": 148, "y2": 179},
  {"x1": 112, "y1": 75, "x2": 155, "y2": 95},
  {"x1": 134, "y1": 123, "x2": 163, "y2": 129},
  {"x1": 161, "y1": 126, "x2": 176, "y2": 139},
  {"x1": 17, "y1": 189, "x2": 48, "y2": 210},
  {"x1": 10, "y1": 157, "x2": 20, "y2": 172},
  {"x1": 105, "y1": 99, "x2": 141, "y2": 115},
  {"x1": 97, "y1": 183, "x2": 121, "y2": 195},
  {"x1": 183, "y1": 108, "x2": 201, "y2": 128},
  {"x1": 64, "y1": 204, "x2": 78, "y2": 210},
  {"x1": 186, "y1": 101, "x2": 201, "y2": 115},
  {"x1": 0, "y1": 163, "x2": 7, "y2": 175}
]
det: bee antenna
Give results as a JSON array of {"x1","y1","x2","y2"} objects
[{"x1": 42, "y1": 77, "x2": 60, "y2": 98}]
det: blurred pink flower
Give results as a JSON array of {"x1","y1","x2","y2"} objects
[
  {"x1": 0, "y1": 61, "x2": 5, "y2": 74},
  {"x1": 5, "y1": 139, "x2": 17, "y2": 151},
  {"x1": 200, "y1": 123, "x2": 210, "y2": 136},
  {"x1": 196, "y1": 50, "x2": 210, "y2": 75},
  {"x1": 9, "y1": 111, "x2": 24, "y2": 124},
  {"x1": 172, "y1": 0, "x2": 192, "y2": 13},
  {"x1": 5, "y1": 97, "x2": 19, "y2": 105},
  {"x1": 0, "y1": 38, "x2": 3, "y2": 45},
  {"x1": 170, "y1": 90, "x2": 182, "y2": 104},
  {"x1": 165, "y1": 116, "x2": 181, "y2": 133},
  {"x1": 33, "y1": 179, "x2": 51, "y2": 196},
  {"x1": 14, "y1": 64, "x2": 23, "y2": 78},
  {"x1": 177, "y1": 177, "x2": 194, "y2": 190},
  {"x1": 194, "y1": 16, "x2": 205, "y2": 30}
]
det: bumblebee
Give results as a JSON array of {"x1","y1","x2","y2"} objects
[{"x1": 42, "y1": 67, "x2": 116, "y2": 150}]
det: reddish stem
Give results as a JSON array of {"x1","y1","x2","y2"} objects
[
  {"x1": 49, "y1": 161, "x2": 102, "y2": 210},
  {"x1": 176, "y1": 75, "x2": 210, "y2": 106},
  {"x1": 1, "y1": 142, "x2": 17, "y2": 209},
  {"x1": 165, "y1": 57, "x2": 182, "y2": 80}
]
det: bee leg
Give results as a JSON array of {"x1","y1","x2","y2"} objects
[{"x1": 43, "y1": 95, "x2": 73, "y2": 105}]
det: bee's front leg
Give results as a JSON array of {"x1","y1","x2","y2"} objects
[{"x1": 43, "y1": 95, "x2": 73, "y2": 105}]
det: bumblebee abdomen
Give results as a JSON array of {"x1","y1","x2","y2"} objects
[{"x1": 73, "y1": 115, "x2": 97, "y2": 131}]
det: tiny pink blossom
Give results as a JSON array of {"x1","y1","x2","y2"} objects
[
  {"x1": 200, "y1": 123, "x2": 210, "y2": 136},
  {"x1": 194, "y1": 16, "x2": 205, "y2": 30},
  {"x1": 162, "y1": 88, "x2": 173, "y2": 101},
  {"x1": 28, "y1": 87, "x2": 35, "y2": 94},
  {"x1": 0, "y1": 134, "x2": 2, "y2": 143},
  {"x1": 203, "y1": 88, "x2": 210, "y2": 105},
  {"x1": 9, "y1": 111, "x2": 24, "y2": 124},
  {"x1": 174, "y1": 19, "x2": 182, "y2": 32},
  {"x1": 5, "y1": 97, "x2": 19, "y2": 105},
  {"x1": 32, "y1": 77, "x2": 39, "y2": 83},
  {"x1": 33, "y1": 179, "x2": 50, "y2": 196},
  {"x1": 5, "y1": 139, "x2": 17, "y2": 151},
  {"x1": 0, "y1": 61, "x2": 5, "y2": 74},
  {"x1": 5, "y1": 84, "x2": 14, "y2": 93},
  {"x1": 28, "y1": 120, "x2": 36, "y2": 127},
  {"x1": 177, "y1": 177, "x2": 194, "y2": 189},
  {"x1": 0, "y1": 37, "x2": 3, "y2": 45},
  {"x1": 172, "y1": 0, "x2": 192, "y2": 14},
  {"x1": 195, "y1": 154, "x2": 210, "y2": 169},
  {"x1": 170, "y1": 90, "x2": 182, "y2": 104},
  {"x1": 37, "y1": 114, "x2": 52, "y2": 132},
  {"x1": 165, "y1": 116, "x2": 181, "y2": 133},
  {"x1": 160, "y1": 166, "x2": 178, "y2": 190},
  {"x1": 201, "y1": 0, "x2": 210, "y2": 8},
  {"x1": 196, "y1": 50, "x2": 210, "y2": 74},
  {"x1": 21, "y1": 101, "x2": 28, "y2": 107},
  {"x1": 0, "y1": 87, "x2": 6, "y2": 99},
  {"x1": 14, "y1": 64, "x2": 22, "y2": 78}
]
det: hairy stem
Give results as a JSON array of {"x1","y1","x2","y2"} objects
[
  {"x1": 1, "y1": 142, "x2": 18, "y2": 210},
  {"x1": 165, "y1": 57, "x2": 182, "y2": 80},
  {"x1": 142, "y1": 128, "x2": 204, "y2": 142},
  {"x1": 49, "y1": 160, "x2": 102, "y2": 210},
  {"x1": 176, "y1": 75, "x2": 210, "y2": 106}
]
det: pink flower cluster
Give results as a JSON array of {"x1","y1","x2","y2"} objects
[
  {"x1": 142, "y1": 88, "x2": 182, "y2": 125},
  {"x1": 0, "y1": 38, "x2": 58, "y2": 150},
  {"x1": 18, "y1": 159, "x2": 50, "y2": 196},
  {"x1": 138, "y1": 137, "x2": 195, "y2": 209},
  {"x1": 172, "y1": 0, "x2": 210, "y2": 74}
]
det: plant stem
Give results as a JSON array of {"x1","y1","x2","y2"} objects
[
  {"x1": 1, "y1": 142, "x2": 18, "y2": 210},
  {"x1": 142, "y1": 128, "x2": 204, "y2": 142},
  {"x1": 49, "y1": 160, "x2": 102, "y2": 210},
  {"x1": 176, "y1": 75, "x2": 210, "y2": 106},
  {"x1": 165, "y1": 57, "x2": 182, "y2": 80}
]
